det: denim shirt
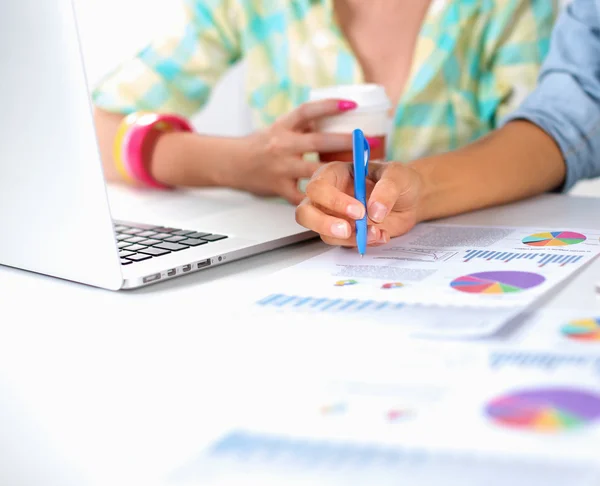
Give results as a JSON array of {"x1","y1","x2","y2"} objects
[{"x1": 503, "y1": 0, "x2": 600, "y2": 191}]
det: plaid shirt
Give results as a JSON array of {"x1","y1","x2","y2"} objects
[{"x1": 93, "y1": 0, "x2": 557, "y2": 162}]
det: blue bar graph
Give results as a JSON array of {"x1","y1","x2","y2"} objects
[
  {"x1": 257, "y1": 294, "x2": 405, "y2": 313},
  {"x1": 208, "y1": 430, "x2": 426, "y2": 467},
  {"x1": 463, "y1": 249, "x2": 584, "y2": 267}
]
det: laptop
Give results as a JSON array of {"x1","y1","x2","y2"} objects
[{"x1": 0, "y1": 0, "x2": 314, "y2": 290}]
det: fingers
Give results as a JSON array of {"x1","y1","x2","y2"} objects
[
  {"x1": 295, "y1": 161, "x2": 405, "y2": 249},
  {"x1": 367, "y1": 163, "x2": 417, "y2": 223},
  {"x1": 271, "y1": 132, "x2": 353, "y2": 155},
  {"x1": 285, "y1": 161, "x2": 324, "y2": 180},
  {"x1": 305, "y1": 168, "x2": 365, "y2": 220},
  {"x1": 296, "y1": 198, "x2": 353, "y2": 239},
  {"x1": 370, "y1": 227, "x2": 390, "y2": 246},
  {"x1": 296, "y1": 196, "x2": 391, "y2": 247},
  {"x1": 278, "y1": 99, "x2": 357, "y2": 130},
  {"x1": 319, "y1": 225, "x2": 388, "y2": 247},
  {"x1": 295, "y1": 132, "x2": 353, "y2": 155}
]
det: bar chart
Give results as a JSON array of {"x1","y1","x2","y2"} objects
[
  {"x1": 256, "y1": 293, "x2": 404, "y2": 314},
  {"x1": 253, "y1": 293, "x2": 518, "y2": 338},
  {"x1": 197, "y1": 430, "x2": 586, "y2": 484},
  {"x1": 463, "y1": 249, "x2": 584, "y2": 267},
  {"x1": 207, "y1": 430, "x2": 425, "y2": 466}
]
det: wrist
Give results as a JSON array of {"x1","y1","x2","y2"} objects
[
  {"x1": 149, "y1": 131, "x2": 203, "y2": 186},
  {"x1": 150, "y1": 132, "x2": 253, "y2": 188},
  {"x1": 112, "y1": 112, "x2": 195, "y2": 188},
  {"x1": 214, "y1": 133, "x2": 263, "y2": 189},
  {"x1": 408, "y1": 157, "x2": 440, "y2": 223}
]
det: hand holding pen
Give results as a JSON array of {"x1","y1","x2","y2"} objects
[{"x1": 295, "y1": 146, "x2": 423, "y2": 249}]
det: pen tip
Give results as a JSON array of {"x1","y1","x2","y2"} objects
[{"x1": 360, "y1": 254, "x2": 364, "y2": 258}]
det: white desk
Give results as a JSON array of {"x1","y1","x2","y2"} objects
[{"x1": 0, "y1": 191, "x2": 599, "y2": 485}]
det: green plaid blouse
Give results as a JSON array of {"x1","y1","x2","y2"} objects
[{"x1": 93, "y1": 0, "x2": 557, "y2": 161}]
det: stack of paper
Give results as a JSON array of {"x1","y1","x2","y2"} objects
[
  {"x1": 168, "y1": 224, "x2": 600, "y2": 484},
  {"x1": 247, "y1": 224, "x2": 600, "y2": 339}
]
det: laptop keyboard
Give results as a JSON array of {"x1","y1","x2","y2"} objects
[{"x1": 114, "y1": 222, "x2": 228, "y2": 265}]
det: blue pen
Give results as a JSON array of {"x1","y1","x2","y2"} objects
[{"x1": 352, "y1": 129, "x2": 370, "y2": 257}]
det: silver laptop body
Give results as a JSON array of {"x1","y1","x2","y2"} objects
[{"x1": 0, "y1": 0, "x2": 313, "y2": 290}]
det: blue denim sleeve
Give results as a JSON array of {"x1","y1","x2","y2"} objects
[{"x1": 501, "y1": 0, "x2": 600, "y2": 191}]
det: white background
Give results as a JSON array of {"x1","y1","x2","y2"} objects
[{"x1": 74, "y1": 0, "x2": 598, "y2": 195}]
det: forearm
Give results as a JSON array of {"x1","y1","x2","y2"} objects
[
  {"x1": 411, "y1": 120, "x2": 566, "y2": 222},
  {"x1": 150, "y1": 131, "x2": 251, "y2": 188},
  {"x1": 93, "y1": 108, "x2": 250, "y2": 187}
]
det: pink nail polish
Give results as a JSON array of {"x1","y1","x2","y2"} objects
[
  {"x1": 338, "y1": 100, "x2": 358, "y2": 111},
  {"x1": 366, "y1": 137, "x2": 381, "y2": 148}
]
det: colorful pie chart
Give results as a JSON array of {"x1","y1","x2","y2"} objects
[
  {"x1": 335, "y1": 279, "x2": 358, "y2": 287},
  {"x1": 522, "y1": 231, "x2": 586, "y2": 247},
  {"x1": 387, "y1": 409, "x2": 414, "y2": 422},
  {"x1": 321, "y1": 403, "x2": 347, "y2": 416},
  {"x1": 382, "y1": 282, "x2": 404, "y2": 289},
  {"x1": 485, "y1": 387, "x2": 600, "y2": 432},
  {"x1": 561, "y1": 318, "x2": 600, "y2": 342},
  {"x1": 450, "y1": 271, "x2": 545, "y2": 294}
]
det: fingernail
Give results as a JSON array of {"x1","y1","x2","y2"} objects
[
  {"x1": 377, "y1": 233, "x2": 388, "y2": 244},
  {"x1": 367, "y1": 226, "x2": 378, "y2": 243},
  {"x1": 366, "y1": 137, "x2": 381, "y2": 148},
  {"x1": 369, "y1": 202, "x2": 388, "y2": 223},
  {"x1": 338, "y1": 100, "x2": 358, "y2": 111},
  {"x1": 331, "y1": 221, "x2": 350, "y2": 238},
  {"x1": 346, "y1": 204, "x2": 364, "y2": 219}
]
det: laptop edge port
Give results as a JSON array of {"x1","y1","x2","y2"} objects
[
  {"x1": 197, "y1": 259, "x2": 211, "y2": 269},
  {"x1": 143, "y1": 273, "x2": 161, "y2": 284}
]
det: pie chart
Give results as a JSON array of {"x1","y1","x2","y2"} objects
[
  {"x1": 382, "y1": 282, "x2": 404, "y2": 289},
  {"x1": 335, "y1": 279, "x2": 358, "y2": 287},
  {"x1": 450, "y1": 271, "x2": 545, "y2": 294},
  {"x1": 522, "y1": 231, "x2": 586, "y2": 247},
  {"x1": 485, "y1": 387, "x2": 600, "y2": 432},
  {"x1": 561, "y1": 318, "x2": 600, "y2": 342},
  {"x1": 321, "y1": 403, "x2": 347, "y2": 416},
  {"x1": 387, "y1": 409, "x2": 414, "y2": 422}
]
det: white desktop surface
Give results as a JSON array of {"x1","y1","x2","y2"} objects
[{"x1": 0, "y1": 188, "x2": 599, "y2": 485}]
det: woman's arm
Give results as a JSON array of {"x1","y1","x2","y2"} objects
[
  {"x1": 93, "y1": 108, "x2": 248, "y2": 187},
  {"x1": 412, "y1": 120, "x2": 565, "y2": 222},
  {"x1": 94, "y1": 98, "x2": 357, "y2": 203}
]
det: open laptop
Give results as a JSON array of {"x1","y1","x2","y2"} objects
[{"x1": 0, "y1": 0, "x2": 314, "y2": 290}]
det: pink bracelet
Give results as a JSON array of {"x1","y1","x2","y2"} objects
[{"x1": 115, "y1": 112, "x2": 194, "y2": 189}]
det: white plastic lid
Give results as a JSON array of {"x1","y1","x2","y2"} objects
[{"x1": 308, "y1": 84, "x2": 391, "y2": 112}]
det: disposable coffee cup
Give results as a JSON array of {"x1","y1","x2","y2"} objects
[{"x1": 308, "y1": 84, "x2": 391, "y2": 162}]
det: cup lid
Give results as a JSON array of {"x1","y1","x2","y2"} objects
[{"x1": 308, "y1": 84, "x2": 391, "y2": 112}]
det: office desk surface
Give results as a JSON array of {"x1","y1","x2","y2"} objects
[
  {"x1": 4, "y1": 188, "x2": 596, "y2": 313},
  {"x1": 0, "y1": 190, "x2": 599, "y2": 485}
]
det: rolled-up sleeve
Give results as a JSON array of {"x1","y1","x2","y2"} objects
[{"x1": 502, "y1": 0, "x2": 600, "y2": 191}]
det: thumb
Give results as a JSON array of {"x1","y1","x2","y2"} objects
[{"x1": 367, "y1": 163, "x2": 418, "y2": 223}]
